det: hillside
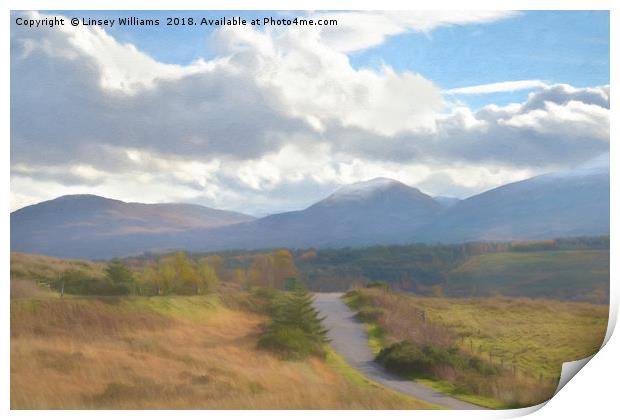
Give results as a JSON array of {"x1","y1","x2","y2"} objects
[
  {"x1": 10, "y1": 195, "x2": 255, "y2": 258},
  {"x1": 180, "y1": 177, "x2": 444, "y2": 252},
  {"x1": 445, "y1": 250, "x2": 609, "y2": 302},
  {"x1": 10, "y1": 264, "x2": 431, "y2": 409},
  {"x1": 415, "y1": 159, "x2": 610, "y2": 243},
  {"x1": 294, "y1": 240, "x2": 609, "y2": 302}
]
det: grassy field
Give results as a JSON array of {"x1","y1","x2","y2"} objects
[
  {"x1": 10, "y1": 254, "x2": 434, "y2": 409},
  {"x1": 345, "y1": 288, "x2": 608, "y2": 408},
  {"x1": 11, "y1": 252, "x2": 106, "y2": 299},
  {"x1": 445, "y1": 250, "x2": 609, "y2": 303}
]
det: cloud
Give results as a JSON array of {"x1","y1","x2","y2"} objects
[
  {"x1": 314, "y1": 10, "x2": 518, "y2": 52},
  {"x1": 10, "y1": 11, "x2": 609, "y2": 215},
  {"x1": 445, "y1": 80, "x2": 548, "y2": 95}
]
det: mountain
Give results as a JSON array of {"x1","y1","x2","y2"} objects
[
  {"x1": 10, "y1": 161, "x2": 610, "y2": 259},
  {"x1": 10, "y1": 195, "x2": 255, "y2": 258},
  {"x1": 433, "y1": 196, "x2": 461, "y2": 209},
  {"x1": 189, "y1": 178, "x2": 444, "y2": 251},
  {"x1": 415, "y1": 157, "x2": 610, "y2": 243}
]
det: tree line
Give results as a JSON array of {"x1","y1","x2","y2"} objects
[{"x1": 51, "y1": 249, "x2": 299, "y2": 297}]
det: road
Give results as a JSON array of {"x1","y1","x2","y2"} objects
[{"x1": 313, "y1": 292, "x2": 483, "y2": 410}]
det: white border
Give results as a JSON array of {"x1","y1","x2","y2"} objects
[{"x1": 2, "y1": 1, "x2": 616, "y2": 420}]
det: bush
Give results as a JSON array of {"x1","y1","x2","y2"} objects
[
  {"x1": 355, "y1": 306, "x2": 385, "y2": 323},
  {"x1": 342, "y1": 290, "x2": 371, "y2": 310},
  {"x1": 257, "y1": 325, "x2": 324, "y2": 359},
  {"x1": 366, "y1": 281, "x2": 390, "y2": 290},
  {"x1": 51, "y1": 270, "x2": 129, "y2": 296},
  {"x1": 376, "y1": 340, "x2": 498, "y2": 379}
]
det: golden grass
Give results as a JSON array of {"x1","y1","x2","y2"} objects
[
  {"x1": 11, "y1": 293, "x2": 433, "y2": 409},
  {"x1": 11, "y1": 252, "x2": 105, "y2": 281}
]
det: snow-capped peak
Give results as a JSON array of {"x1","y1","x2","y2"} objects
[{"x1": 323, "y1": 178, "x2": 404, "y2": 202}]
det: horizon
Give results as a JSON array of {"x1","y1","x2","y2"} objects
[
  {"x1": 11, "y1": 150, "x2": 609, "y2": 217},
  {"x1": 11, "y1": 10, "x2": 610, "y2": 215},
  {"x1": 10, "y1": 176, "x2": 447, "y2": 216}
]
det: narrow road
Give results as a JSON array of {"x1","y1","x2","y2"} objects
[{"x1": 313, "y1": 293, "x2": 482, "y2": 410}]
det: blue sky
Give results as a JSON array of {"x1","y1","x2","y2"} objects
[{"x1": 11, "y1": 10, "x2": 610, "y2": 214}]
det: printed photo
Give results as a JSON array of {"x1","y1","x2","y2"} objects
[{"x1": 10, "y1": 10, "x2": 610, "y2": 410}]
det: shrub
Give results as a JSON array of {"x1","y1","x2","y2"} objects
[
  {"x1": 257, "y1": 325, "x2": 324, "y2": 359},
  {"x1": 342, "y1": 289, "x2": 371, "y2": 310},
  {"x1": 50, "y1": 270, "x2": 128, "y2": 296},
  {"x1": 355, "y1": 306, "x2": 385, "y2": 323},
  {"x1": 376, "y1": 340, "x2": 498, "y2": 379},
  {"x1": 366, "y1": 281, "x2": 390, "y2": 290}
]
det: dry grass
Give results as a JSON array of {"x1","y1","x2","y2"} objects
[
  {"x1": 346, "y1": 288, "x2": 609, "y2": 407},
  {"x1": 11, "y1": 292, "x2": 431, "y2": 409},
  {"x1": 11, "y1": 252, "x2": 105, "y2": 281}
]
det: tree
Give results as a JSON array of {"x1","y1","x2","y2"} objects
[
  {"x1": 156, "y1": 260, "x2": 175, "y2": 295},
  {"x1": 105, "y1": 260, "x2": 134, "y2": 295},
  {"x1": 249, "y1": 254, "x2": 275, "y2": 288},
  {"x1": 273, "y1": 287, "x2": 329, "y2": 340},
  {"x1": 173, "y1": 251, "x2": 200, "y2": 294},
  {"x1": 272, "y1": 249, "x2": 297, "y2": 289},
  {"x1": 258, "y1": 286, "x2": 329, "y2": 359},
  {"x1": 197, "y1": 259, "x2": 219, "y2": 294},
  {"x1": 137, "y1": 264, "x2": 160, "y2": 295}
]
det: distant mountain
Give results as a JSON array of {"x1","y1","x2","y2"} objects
[
  {"x1": 10, "y1": 160, "x2": 610, "y2": 259},
  {"x1": 190, "y1": 178, "x2": 444, "y2": 251},
  {"x1": 434, "y1": 196, "x2": 461, "y2": 209},
  {"x1": 10, "y1": 195, "x2": 255, "y2": 258},
  {"x1": 415, "y1": 157, "x2": 610, "y2": 243}
]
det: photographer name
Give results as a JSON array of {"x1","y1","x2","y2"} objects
[{"x1": 15, "y1": 15, "x2": 338, "y2": 29}]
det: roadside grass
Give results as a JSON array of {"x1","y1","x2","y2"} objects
[
  {"x1": 343, "y1": 288, "x2": 607, "y2": 408},
  {"x1": 446, "y1": 250, "x2": 609, "y2": 303},
  {"x1": 324, "y1": 347, "x2": 439, "y2": 409},
  {"x1": 415, "y1": 379, "x2": 506, "y2": 409},
  {"x1": 367, "y1": 324, "x2": 384, "y2": 355}
]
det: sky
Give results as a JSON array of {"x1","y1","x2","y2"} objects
[{"x1": 10, "y1": 10, "x2": 610, "y2": 216}]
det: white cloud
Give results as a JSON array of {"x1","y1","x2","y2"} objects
[
  {"x1": 445, "y1": 80, "x2": 548, "y2": 95},
  {"x1": 314, "y1": 10, "x2": 518, "y2": 52},
  {"x1": 500, "y1": 100, "x2": 609, "y2": 140},
  {"x1": 215, "y1": 24, "x2": 443, "y2": 136},
  {"x1": 10, "y1": 11, "x2": 609, "y2": 216}
]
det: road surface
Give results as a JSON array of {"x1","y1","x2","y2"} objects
[{"x1": 313, "y1": 292, "x2": 483, "y2": 410}]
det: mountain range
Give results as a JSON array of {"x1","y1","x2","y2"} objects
[{"x1": 11, "y1": 159, "x2": 609, "y2": 259}]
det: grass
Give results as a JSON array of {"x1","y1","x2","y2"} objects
[
  {"x1": 398, "y1": 294, "x2": 608, "y2": 380},
  {"x1": 324, "y1": 347, "x2": 439, "y2": 409},
  {"x1": 344, "y1": 288, "x2": 608, "y2": 408},
  {"x1": 11, "y1": 265, "x2": 436, "y2": 409},
  {"x1": 367, "y1": 324, "x2": 384, "y2": 355},
  {"x1": 11, "y1": 252, "x2": 106, "y2": 299},
  {"x1": 416, "y1": 379, "x2": 505, "y2": 409},
  {"x1": 125, "y1": 294, "x2": 222, "y2": 320},
  {"x1": 11, "y1": 252, "x2": 105, "y2": 282},
  {"x1": 446, "y1": 250, "x2": 609, "y2": 303}
]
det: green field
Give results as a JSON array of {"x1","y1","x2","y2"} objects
[{"x1": 445, "y1": 250, "x2": 609, "y2": 302}]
